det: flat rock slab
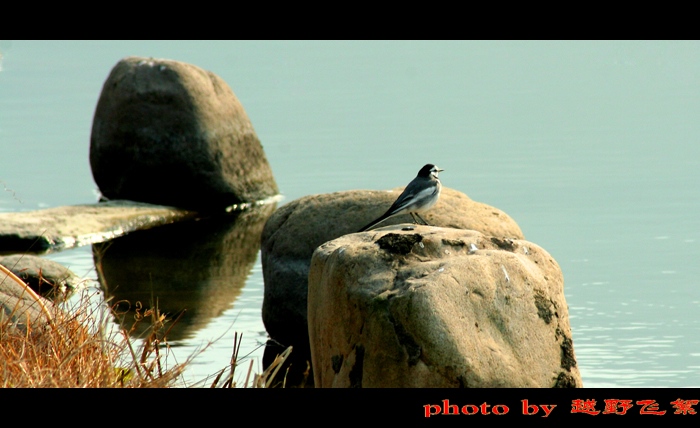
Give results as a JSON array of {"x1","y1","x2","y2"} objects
[{"x1": 0, "y1": 200, "x2": 200, "y2": 254}]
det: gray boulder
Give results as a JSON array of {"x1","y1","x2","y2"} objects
[
  {"x1": 308, "y1": 226, "x2": 582, "y2": 387},
  {"x1": 90, "y1": 56, "x2": 279, "y2": 211}
]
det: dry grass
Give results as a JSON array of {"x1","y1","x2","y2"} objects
[
  {"x1": 0, "y1": 287, "x2": 184, "y2": 387},
  {"x1": 206, "y1": 332, "x2": 294, "y2": 388},
  {"x1": 0, "y1": 265, "x2": 290, "y2": 388}
]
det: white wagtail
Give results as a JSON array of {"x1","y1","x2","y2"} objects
[{"x1": 358, "y1": 164, "x2": 444, "y2": 232}]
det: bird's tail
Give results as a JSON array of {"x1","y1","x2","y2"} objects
[{"x1": 358, "y1": 214, "x2": 389, "y2": 232}]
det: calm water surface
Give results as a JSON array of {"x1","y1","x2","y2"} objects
[{"x1": 1, "y1": 40, "x2": 699, "y2": 387}]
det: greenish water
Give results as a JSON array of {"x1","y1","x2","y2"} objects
[{"x1": 1, "y1": 40, "x2": 699, "y2": 387}]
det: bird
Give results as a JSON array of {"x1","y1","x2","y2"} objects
[{"x1": 358, "y1": 163, "x2": 444, "y2": 232}]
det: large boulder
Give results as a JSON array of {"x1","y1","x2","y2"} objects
[
  {"x1": 260, "y1": 187, "x2": 523, "y2": 384},
  {"x1": 308, "y1": 226, "x2": 582, "y2": 387},
  {"x1": 90, "y1": 56, "x2": 279, "y2": 211}
]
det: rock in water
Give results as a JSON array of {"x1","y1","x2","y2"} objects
[
  {"x1": 308, "y1": 227, "x2": 582, "y2": 388},
  {"x1": 0, "y1": 254, "x2": 81, "y2": 297},
  {"x1": 90, "y1": 56, "x2": 278, "y2": 211},
  {"x1": 260, "y1": 187, "x2": 523, "y2": 385}
]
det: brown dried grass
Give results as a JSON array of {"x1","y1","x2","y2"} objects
[{"x1": 1, "y1": 265, "x2": 290, "y2": 388}]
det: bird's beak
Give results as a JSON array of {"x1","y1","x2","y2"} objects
[{"x1": 438, "y1": 168, "x2": 444, "y2": 172}]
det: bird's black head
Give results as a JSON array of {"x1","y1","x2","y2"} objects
[{"x1": 417, "y1": 164, "x2": 444, "y2": 178}]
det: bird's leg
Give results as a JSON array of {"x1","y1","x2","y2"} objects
[{"x1": 413, "y1": 212, "x2": 430, "y2": 226}]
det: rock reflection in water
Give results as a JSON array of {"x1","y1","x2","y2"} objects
[{"x1": 92, "y1": 203, "x2": 275, "y2": 341}]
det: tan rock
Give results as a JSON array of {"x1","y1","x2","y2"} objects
[
  {"x1": 308, "y1": 226, "x2": 582, "y2": 388},
  {"x1": 261, "y1": 187, "x2": 523, "y2": 384}
]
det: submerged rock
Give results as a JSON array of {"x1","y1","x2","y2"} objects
[
  {"x1": 0, "y1": 258, "x2": 58, "y2": 335},
  {"x1": 0, "y1": 254, "x2": 81, "y2": 297}
]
